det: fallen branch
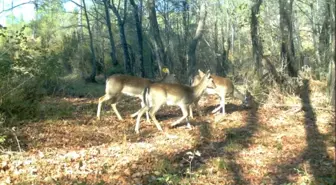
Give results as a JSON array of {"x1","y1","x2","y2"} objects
[
  {"x1": 270, "y1": 104, "x2": 334, "y2": 112},
  {"x1": 0, "y1": 127, "x2": 23, "y2": 153}
]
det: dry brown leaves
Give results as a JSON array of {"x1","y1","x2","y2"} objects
[{"x1": 0, "y1": 91, "x2": 335, "y2": 185}]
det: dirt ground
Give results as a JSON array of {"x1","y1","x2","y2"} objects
[{"x1": 0, "y1": 88, "x2": 335, "y2": 185}]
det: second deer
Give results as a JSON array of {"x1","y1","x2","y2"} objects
[{"x1": 134, "y1": 70, "x2": 215, "y2": 134}]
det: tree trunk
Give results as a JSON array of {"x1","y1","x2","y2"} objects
[
  {"x1": 130, "y1": 0, "x2": 145, "y2": 77},
  {"x1": 103, "y1": 0, "x2": 118, "y2": 66},
  {"x1": 187, "y1": 3, "x2": 207, "y2": 84},
  {"x1": 108, "y1": 0, "x2": 132, "y2": 75},
  {"x1": 328, "y1": 0, "x2": 335, "y2": 105},
  {"x1": 147, "y1": 0, "x2": 167, "y2": 77},
  {"x1": 318, "y1": 0, "x2": 332, "y2": 73},
  {"x1": 83, "y1": 0, "x2": 97, "y2": 82},
  {"x1": 250, "y1": 0, "x2": 263, "y2": 80},
  {"x1": 180, "y1": 0, "x2": 189, "y2": 83},
  {"x1": 279, "y1": 0, "x2": 297, "y2": 77},
  {"x1": 328, "y1": 59, "x2": 335, "y2": 105},
  {"x1": 214, "y1": 19, "x2": 220, "y2": 75}
]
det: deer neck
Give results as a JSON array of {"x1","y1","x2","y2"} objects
[{"x1": 192, "y1": 76, "x2": 209, "y2": 99}]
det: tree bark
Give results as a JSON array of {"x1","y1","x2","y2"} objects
[
  {"x1": 108, "y1": 0, "x2": 132, "y2": 75},
  {"x1": 318, "y1": 0, "x2": 332, "y2": 73},
  {"x1": 250, "y1": 0, "x2": 263, "y2": 80},
  {"x1": 279, "y1": 0, "x2": 297, "y2": 77},
  {"x1": 214, "y1": 19, "x2": 220, "y2": 75},
  {"x1": 180, "y1": 0, "x2": 189, "y2": 82},
  {"x1": 103, "y1": 0, "x2": 118, "y2": 66},
  {"x1": 187, "y1": 3, "x2": 207, "y2": 84},
  {"x1": 129, "y1": 0, "x2": 145, "y2": 77},
  {"x1": 83, "y1": 0, "x2": 97, "y2": 82},
  {"x1": 147, "y1": 0, "x2": 167, "y2": 77}
]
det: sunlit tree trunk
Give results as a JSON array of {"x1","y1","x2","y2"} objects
[
  {"x1": 103, "y1": 0, "x2": 118, "y2": 67},
  {"x1": 180, "y1": 0, "x2": 189, "y2": 83},
  {"x1": 130, "y1": 0, "x2": 144, "y2": 77},
  {"x1": 82, "y1": 0, "x2": 97, "y2": 82},
  {"x1": 147, "y1": 0, "x2": 167, "y2": 77},
  {"x1": 187, "y1": 3, "x2": 207, "y2": 83},
  {"x1": 250, "y1": 0, "x2": 263, "y2": 80},
  {"x1": 279, "y1": 0, "x2": 297, "y2": 77},
  {"x1": 108, "y1": 0, "x2": 132, "y2": 75}
]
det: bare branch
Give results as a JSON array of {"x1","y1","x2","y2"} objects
[
  {"x1": 0, "y1": 1, "x2": 35, "y2": 15},
  {"x1": 67, "y1": 0, "x2": 84, "y2": 8}
]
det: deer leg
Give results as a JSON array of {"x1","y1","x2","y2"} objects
[
  {"x1": 131, "y1": 101, "x2": 150, "y2": 122},
  {"x1": 212, "y1": 103, "x2": 223, "y2": 114},
  {"x1": 189, "y1": 105, "x2": 193, "y2": 119},
  {"x1": 171, "y1": 104, "x2": 189, "y2": 127},
  {"x1": 148, "y1": 104, "x2": 164, "y2": 132},
  {"x1": 135, "y1": 106, "x2": 149, "y2": 134},
  {"x1": 111, "y1": 103, "x2": 123, "y2": 120},
  {"x1": 194, "y1": 100, "x2": 203, "y2": 117},
  {"x1": 221, "y1": 97, "x2": 226, "y2": 115},
  {"x1": 97, "y1": 94, "x2": 111, "y2": 120},
  {"x1": 110, "y1": 96, "x2": 123, "y2": 120},
  {"x1": 212, "y1": 94, "x2": 225, "y2": 114},
  {"x1": 142, "y1": 101, "x2": 150, "y2": 122}
]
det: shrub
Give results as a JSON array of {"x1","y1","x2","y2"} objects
[{"x1": 0, "y1": 26, "x2": 62, "y2": 125}]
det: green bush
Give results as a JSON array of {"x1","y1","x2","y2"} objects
[{"x1": 0, "y1": 26, "x2": 62, "y2": 125}]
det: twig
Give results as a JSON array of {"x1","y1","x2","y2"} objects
[
  {"x1": 271, "y1": 104, "x2": 334, "y2": 112},
  {"x1": 11, "y1": 128, "x2": 22, "y2": 152}
]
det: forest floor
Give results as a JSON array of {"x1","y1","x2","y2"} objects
[{"x1": 0, "y1": 81, "x2": 335, "y2": 185}]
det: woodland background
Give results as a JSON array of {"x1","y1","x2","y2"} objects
[{"x1": 0, "y1": 0, "x2": 335, "y2": 184}]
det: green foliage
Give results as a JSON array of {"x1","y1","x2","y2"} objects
[
  {"x1": 0, "y1": 25, "x2": 62, "y2": 125},
  {"x1": 149, "y1": 158, "x2": 182, "y2": 185},
  {"x1": 152, "y1": 174, "x2": 182, "y2": 185},
  {"x1": 55, "y1": 74, "x2": 105, "y2": 97},
  {"x1": 105, "y1": 64, "x2": 124, "y2": 76}
]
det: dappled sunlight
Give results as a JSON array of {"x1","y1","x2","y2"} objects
[{"x1": 1, "y1": 87, "x2": 334, "y2": 184}]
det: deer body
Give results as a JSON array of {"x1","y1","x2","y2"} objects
[
  {"x1": 135, "y1": 70, "x2": 214, "y2": 134},
  {"x1": 97, "y1": 73, "x2": 179, "y2": 121},
  {"x1": 193, "y1": 71, "x2": 248, "y2": 115}
]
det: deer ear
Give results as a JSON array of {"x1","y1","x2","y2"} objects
[
  {"x1": 206, "y1": 70, "x2": 211, "y2": 75},
  {"x1": 198, "y1": 69, "x2": 205, "y2": 76}
]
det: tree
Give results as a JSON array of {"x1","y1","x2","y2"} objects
[
  {"x1": 250, "y1": 0, "x2": 263, "y2": 80},
  {"x1": 279, "y1": 0, "x2": 297, "y2": 77},
  {"x1": 103, "y1": 0, "x2": 119, "y2": 66},
  {"x1": 147, "y1": 0, "x2": 168, "y2": 77},
  {"x1": 187, "y1": 2, "x2": 207, "y2": 83},
  {"x1": 83, "y1": 0, "x2": 97, "y2": 82},
  {"x1": 108, "y1": 0, "x2": 132, "y2": 75},
  {"x1": 129, "y1": 0, "x2": 144, "y2": 77}
]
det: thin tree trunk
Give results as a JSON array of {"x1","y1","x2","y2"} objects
[
  {"x1": 130, "y1": 0, "x2": 144, "y2": 77},
  {"x1": 319, "y1": 0, "x2": 332, "y2": 73},
  {"x1": 181, "y1": 0, "x2": 189, "y2": 82},
  {"x1": 147, "y1": 0, "x2": 167, "y2": 77},
  {"x1": 250, "y1": 0, "x2": 263, "y2": 80},
  {"x1": 187, "y1": 3, "x2": 207, "y2": 83},
  {"x1": 279, "y1": 0, "x2": 297, "y2": 77},
  {"x1": 103, "y1": 0, "x2": 118, "y2": 66},
  {"x1": 83, "y1": 0, "x2": 97, "y2": 82},
  {"x1": 108, "y1": 0, "x2": 132, "y2": 75}
]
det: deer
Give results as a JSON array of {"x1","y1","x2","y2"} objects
[
  {"x1": 96, "y1": 68, "x2": 180, "y2": 121},
  {"x1": 192, "y1": 70, "x2": 251, "y2": 115},
  {"x1": 134, "y1": 70, "x2": 215, "y2": 134}
]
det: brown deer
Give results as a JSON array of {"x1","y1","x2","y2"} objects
[
  {"x1": 192, "y1": 70, "x2": 250, "y2": 115},
  {"x1": 97, "y1": 70, "x2": 180, "y2": 121},
  {"x1": 134, "y1": 70, "x2": 215, "y2": 134}
]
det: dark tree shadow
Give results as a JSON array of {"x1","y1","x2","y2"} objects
[
  {"x1": 268, "y1": 79, "x2": 335, "y2": 184},
  {"x1": 144, "y1": 97, "x2": 260, "y2": 184},
  {"x1": 202, "y1": 103, "x2": 246, "y2": 115}
]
